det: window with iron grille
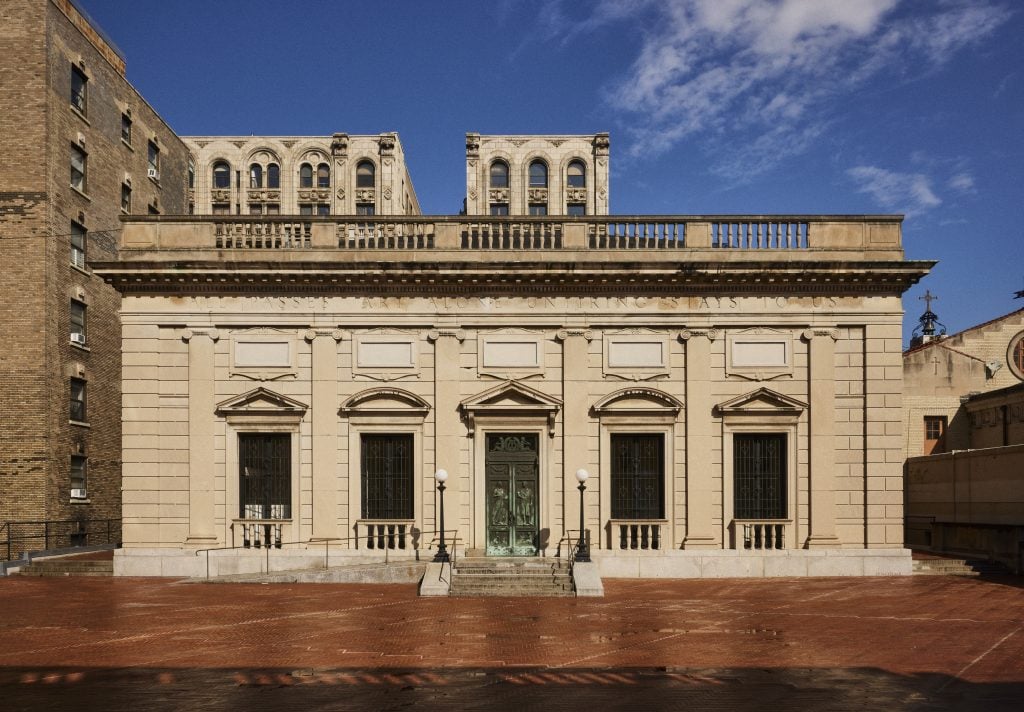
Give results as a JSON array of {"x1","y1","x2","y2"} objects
[
  {"x1": 610, "y1": 434, "x2": 664, "y2": 519},
  {"x1": 238, "y1": 433, "x2": 291, "y2": 519},
  {"x1": 361, "y1": 434, "x2": 414, "y2": 519},
  {"x1": 733, "y1": 433, "x2": 787, "y2": 519}
]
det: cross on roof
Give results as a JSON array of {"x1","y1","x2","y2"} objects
[{"x1": 919, "y1": 289, "x2": 938, "y2": 311}]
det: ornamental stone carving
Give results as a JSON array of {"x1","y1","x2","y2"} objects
[
  {"x1": 566, "y1": 187, "x2": 586, "y2": 202},
  {"x1": 383, "y1": 187, "x2": 393, "y2": 200},
  {"x1": 593, "y1": 133, "x2": 610, "y2": 155},
  {"x1": 466, "y1": 132, "x2": 480, "y2": 157},
  {"x1": 330, "y1": 133, "x2": 348, "y2": 156},
  {"x1": 528, "y1": 188, "x2": 548, "y2": 202},
  {"x1": 489, "y1": 188, "x2": 509, "y2": 203},
  {"x1": 336, "y1": 188, "x2": 345, "y2": 200},
  {"x1": 211, "y1": 189, "x2": 231, "y2": 202},
  {"x1": 298, "y1": 189, "x2": 330, "y2": 201},
  {"x1": 378, "y1": 133, "x2": 396, "y2": 153},
  {"x1": 355, "y1": 188, "x2": 375, "y2": 203}
]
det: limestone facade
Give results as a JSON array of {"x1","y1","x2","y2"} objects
[
  {"x1": 464, "y1": 133, "x2": 610, "y2": 216},
  {"x1": 96, "y1": 215, "x2": 930, "y2": 578},
  {"x1": 184, "y1": 133, "x2": 420, "y2": 217}
]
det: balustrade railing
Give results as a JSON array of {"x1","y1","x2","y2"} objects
[
  {"x1": 589, "y1": 220, "x2": 685, "y2": 249},
  {"x1": 234, "y1": 519, "x2": 284, "y2": 549},
  {"x1": 214, "y1": 220, "x2": 311, "y2": 249},
  {"x1": 461, "y1": 220, "x2": 562, "y2": 249},
  {"x1": 338, "y1": 221, "x2": 434, "y2": 249},
  {"x1": 712, "y1": 221, "x2": 807, "y2": 249},
  {"x1": 1, "y1": 518, "x2": 122, "y2": 562},
  {"x1": 734, "y1": 520, "x2": 787, "y2": 550},
  {"x1": 356, "y1": 520, "x2": 416, "y2": 550},
  {"x1": 610, "y1": 519, "x2": 663, "y2": 550}
]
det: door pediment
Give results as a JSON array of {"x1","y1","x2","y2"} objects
[
  {"x1": 714, "y1": 387, "x2": 806, "y2": 418},
  {"x1": 216, "y1": 387, "x2": 308, "y2": 418},
  {"x1": 339, "y1": 387, "x2": 430, "y2": 418},
  {"x1": 592, "y1": 387, "x2": 683, "y2": 418},
  {"x1": 460, "y1": 380, "x2": 562, "y2": 437}
]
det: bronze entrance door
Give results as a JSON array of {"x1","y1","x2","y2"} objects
[{"x1": 485, "y1": 433, "x2": 539, "y2": 556}]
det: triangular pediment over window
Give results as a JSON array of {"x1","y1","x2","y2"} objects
[
  {"x1": 592, "y1": 387, "x2": 683, "y2": 417},
  {"x1": 714, "y1": 387, "x2": 806, "y2": 417},
  {"x1": 216, "y1": 387, "x2": 308, "y2": 417},
  {"x1": 460, "y1": 380, "x2": 562, "y2": 436},
  {"x1": 339, "y1": 387, "x2": 430, "y2": 418}
]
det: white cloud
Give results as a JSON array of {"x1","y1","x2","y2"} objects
[
  {"x1": 562, "y1": 0, "x2": 1011, "y2": 175},
  {"x1": 948, "y1": 172, "x2": 976, "y2": 194},
  {"x1": 847, "y1": 165, "x2": 941, "y2": 215}
]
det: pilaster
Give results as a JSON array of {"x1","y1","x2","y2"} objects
[
  {"x1": 305, "y1": 328, "x2": 345, "y2": 541},
  {"x1": 804, "y1": 328, "x2": 840, "y2": 548},
  {"x1": 428, "y1": 328, "x2": 467, "y2": 539},
  {"x1": 557, "y1": 328, "x2": 594, "y2": 545},
  {"x1": 183, "y1": 328, "x2": 219, "y2": 545},
  {"x1": 680, "y1": 328, "x2": 718, "y2": 548}
]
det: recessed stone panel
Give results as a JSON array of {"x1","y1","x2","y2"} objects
[{"x1": 234, "y1": 340, "x2": 291, "y2": 368}]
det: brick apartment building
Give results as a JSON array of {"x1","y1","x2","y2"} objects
[{"x1": 0, "y1": 0, "x2": 188, "y2": 550}]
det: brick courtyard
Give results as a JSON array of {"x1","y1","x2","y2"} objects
[{"x1": 1, "y1": 575, "x2": 1022, "y2": 710}]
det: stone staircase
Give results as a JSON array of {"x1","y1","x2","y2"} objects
[
  {"x1": 12, "y1": 551, "x2": 114, "y2": 577},
  {"x1": 912, "y1": 554, "x2": 1009, "y2": 577},
  {"x1": 449, "y1": 557, "x2": 574, "y2": 597}
]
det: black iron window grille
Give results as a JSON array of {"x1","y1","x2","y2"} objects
[
  {"x1": 733, "y1": 433, "x2": 787, "y2": 519},
  {"x1": 238, "y1": 433, "x2": 291, "y2": 519},
  {"x1": 610, "y1": 434, "x2": 664, "y2": 519},
  {"x1": 361, "y1": 434, "x2": 414, "y2": 519}
]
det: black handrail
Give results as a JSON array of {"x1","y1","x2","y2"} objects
[
  {"x1": 1, "y1": 518, "x2": 121, "y2": 562},
  {"x1": 194, "y1": 529, "x2": 461, "y2": 580}
]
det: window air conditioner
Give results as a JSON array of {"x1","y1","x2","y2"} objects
[
  {"x1": 147, "y1": 167, "x2": 159, "y2": 179},
  {"x1": 71, "y1": 488, "x2": 87, "y2": 499},
  {"x1": 71, "y1": 333, "x2": 86, "y2": 345}
]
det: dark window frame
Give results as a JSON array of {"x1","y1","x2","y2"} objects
[
  {"x1": 356, "y1": 160, "x2": 375, "y2": 188},
  {"x1": 212, "y1": 161, "x2": 231, "y2": 189},
  {"x1": 361, "y1": 433, "x2": 415, "y2": 520},
  {"x1": 733, "y1": 433, "x2": 787, "y2": 520},
  {"x1": 70, "y1": 221, "x2": 86, "y2": 269},
  {"x1": 610, "y1": 433, "x2": 665, "y2": 519},
  {"x1": 70, "y1": 65, "x2": 87, "y2": 113},
  {"x1": 70, "y1": 144, "x2": 87, "y2": 192},
  {"x1": 238, "y1": 433, "x2": 292, "y2": 520},
  {"x1": 489, "y1": 160, "x2": 509, "y2": 189},
  {"x1": 70, "y1": 377, "x2": 87, "y2": 422}
]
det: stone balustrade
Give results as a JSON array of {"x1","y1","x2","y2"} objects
[
  {"x1": 357, "y1": 520, "x2": 416, "y2": 550},
  {"x1": 610, "y1": 519, "x2": 664, "y2": 550},
  {"x1": 118, "y1": 215, "x2": 903, "y2": 254},
  {"x1": 733, "y1": 520, "x2": 788, "y2": 550}
]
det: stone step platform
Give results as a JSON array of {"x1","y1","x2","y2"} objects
[
  {"x1": 450, "y1": 557, "x2": 574, "y2": 597},
  {"x1": 15, "y1": 559, "x2": 114, "y2": 577},
  {"x1": 911, "y1": 553, "x2": 1009, "y2": 577}
]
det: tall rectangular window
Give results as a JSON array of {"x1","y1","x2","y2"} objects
[
  {"x1": 239, "y1": 433, "x2": 291, "y2": 519},
  {"x1": 121, "y1": 182, "x2": 132, "y2": 213},
  {"x1": 70, "y1": 221, "x2": 86, "y2": 269},
  {"x1": 567, "y1": 203, "x2": 586, "y2": 217},
  {"x1": 70, "y1": 456, "x2": 87, "y2": 499},
  {"x1": 356, "y1": 203, "x2": 375, "y2": 216},
  {"x1": 70, "y1": 144, "x2": 87, "y2": 192},
  {"x1": 70, "y1": 377, "x2": 86, "y2": 422},
  {"x1": 147, "y1": 140, "x2": 160, "y2": 179},
  {"x1": 924, "y1": 416, "x2": 947, "y2": 455},
  {"x1": 734, "y1": 433, "x2": 787, "y2": 519},
  {"x1": 361, "y1": 434, "x2": 414, "y2": 519},
  {"x1": 528, "y1": 203, "x2": 548, "y2": 216},
  {"x1": 70, "y1": 65, "x2": 87, "y2": 113},
  {"x1": 489, "y1": 203, "x2": 509, "y2": 216},
  {"x1": 70, "y1": 299, "x2": 86, "y2": 345},
  {"x1": 121, "y1": 112, "x2": 132, "y2": 144},
  {"x1": 610, "y1": 434, "x2": 664, "y2": 519}
]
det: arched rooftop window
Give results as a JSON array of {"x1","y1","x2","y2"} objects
[
  {"x1": 356, "y1": 160, "x2": 375, "y2": 188},
  {"x1": 529, "y1": 160, "x2": 547, "y2": 188},
  {"x1": 490, "y1": 160, "x2": 509, "y2": 189},
  {"x1": 267, "y1": 163, "x2": 280, "y2": 189},
  {"x1": 249, "y1": 163, "x2": 262, "y2": 189},
  {"x1": 212, "y1": 161, "x2": 231, "y2": 189},
  {"x1": 299, "y1": 163, "x2": 313, "y2": 189},
  {"x1": 567, "y1": 160, "x2": 586, "y2": 188},
  {"x1": 317, "y1": 162, "x2": 331, "y2": 188}
]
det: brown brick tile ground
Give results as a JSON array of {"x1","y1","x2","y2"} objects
[{"x1": 1, "y1": 575, "x2": 1022, "y2": 710}]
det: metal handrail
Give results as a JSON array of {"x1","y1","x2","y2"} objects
[
  {"x1": 194, "y1": 529, "x2": 460, "y2": 580},
  {"x1": 1, "y1": 518, "x2": 121, "y2": 562}
]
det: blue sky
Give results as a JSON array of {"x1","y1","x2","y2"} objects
[{"x1": 80, "y1": 0, "x2": 1023, "y2": 344}]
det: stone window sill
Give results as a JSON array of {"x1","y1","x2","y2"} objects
[
  {"x1": 69, "y1": 419, "x2": 91, "y2": 428},
  {"x1": 70, "y1": 341, "x2": 90, "y2": 353},
  {"x1": 70, "y1": 185, "x2": 91, "y2": 201}
]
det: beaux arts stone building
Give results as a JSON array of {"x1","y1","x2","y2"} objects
[{"x1": 93, "y1": 129, "x2": 933, "y2": 579}]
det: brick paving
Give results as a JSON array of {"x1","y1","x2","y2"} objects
[{"x1": 1, "y1": 575, "x2": 1022, "y2": 710}]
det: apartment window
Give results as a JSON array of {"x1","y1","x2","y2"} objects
[
  {"x1": 489, "y1": 203, "x2": 509, "y2": 216},
  {"x1": 299, "y1": 204, "x2": 313, "y2": 216},
  {"x1": 361, "y1": 434, "x2": 414, "y2": 519},
  {"x1": 239, "y1": 433, "x2": 291, "y2": 519},
  {"x1": 212, "y1": 203, "x2": 230, "y2": 215},
  {"x1": 70, "y1": 65, "x2": 87, "y2": 113},
  {"x1": 70, "y1": 378, "x2": 86, "y2": 422},
  {"x1": 70, "y1": 144, "x2": 87, "y2": 192},
  {"x1": 316, "y1": 203, "x2": 330, "y2": 216},
  {"x1": 299, "y1": 163, "x2": 313, "y2": 189},
  {"x1": 567, "y1": 203, "x2": 586, "y2": 217},
  {"x1": 70, "y1": 456, "x2": 87, "y2": 499},
  {"x1": 267, "y1": 163, "x2": 280, "y2": 189},
  {"x1": 121, "y1": 182, "x2": 132, "y2": 213},
  {"x1": 70, "y1": 222, "x2": 86, "y2": 269},
  {"x1": 489, "y1": 160, "x2": 509, "y2": 189},
  {"x1": 265, "y1": 203, "x2": 280, "y2": 215},
  {"x1": 317, "y1": 163, "x2": 330, "y2": 188},
  {"x1": 212, "y1": 161, "x2": 230, "y2": 189},
  {"x1": 528, "y1": 160, "x2": 547, "y2": 188},
  {"x1": 567, "y1": 160, "x2": 586, "y2": 188},
  {"x1": 121, "y1": 112, "x2": 132, "y2": 144},
  {"x1": 70, "y1": 299, "x2": 86, "y2": 345},
  {"x1": 249, "y1": 164, "x2": 263, "y2": 188},
  {"x1": 300, "y1": 203, "x2": 330, "y2": 216},
  {"x1": 924, "y1": 416, "x2": 947, "y2": 455},
  {"x1": 528, "y1": 203, "x2": 547, "y2": 216},
  {"x1": 188, "y1": 157, "x2": 195, "y2": 189},
  {"x1": 356, "y1": 203, "x2": 375, "y2": 216},
  {"x1": 356, "y1": 160, "x2": 375, "y2": 188},
  {"x1": 147, "y1": 141, "x2": 160, "y2": 178},
  {"x1": 249, "y1": 203, "x2": 263, "y2": 215}
]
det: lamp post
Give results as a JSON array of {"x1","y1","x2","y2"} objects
[
  {"x1": 575, "y1": 468, "x2": 591, "y2": 562},
  {"x1": 433, "y1": 469, "x2": 450, "y2": 563}
]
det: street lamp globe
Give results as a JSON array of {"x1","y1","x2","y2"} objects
[
  {"x1": 435, "y1": 468, "x2": 448, "y2": 483},
  {"x1": 575, "y1": 468, "x2": 589, "y2": 484}
]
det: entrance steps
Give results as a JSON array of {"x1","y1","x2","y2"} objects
[
  {"x1": 911, "y1": 552, "x2": 1009, "y2": 577},
  {"x1": 449, "y1": 557, "x2": 574, "y2": 597},
  {"x1": 13, "y1": 551, "x2": 114, "y2": 577}
]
